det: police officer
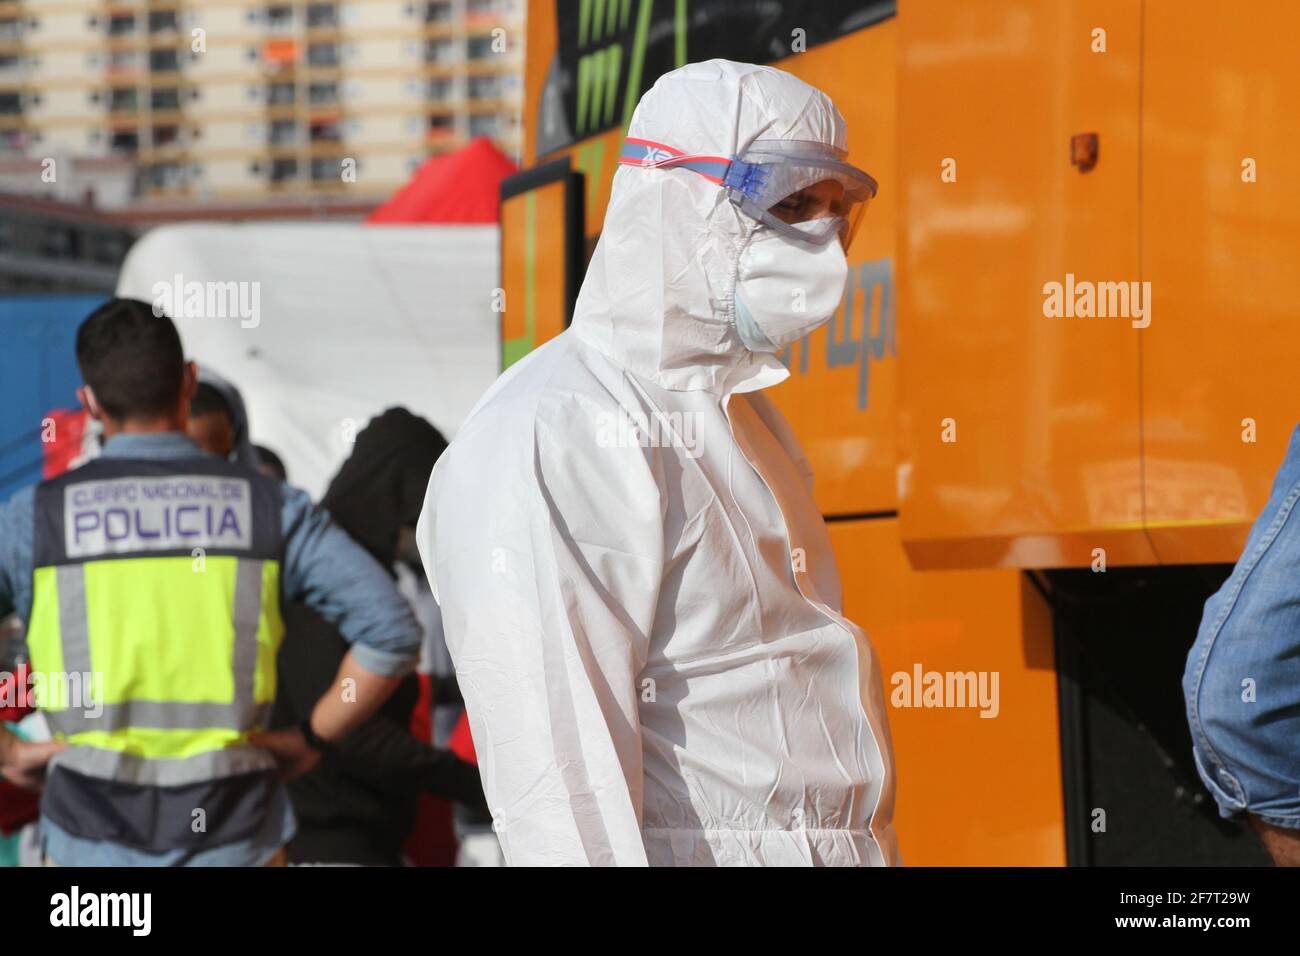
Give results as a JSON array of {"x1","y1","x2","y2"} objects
[{"x1": 0, "y1": 298, "x2": 422, "y2": 865}]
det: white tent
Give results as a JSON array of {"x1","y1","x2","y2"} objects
[{"x1": 117, "y1": 222, "x2": 500, "y2": 499}]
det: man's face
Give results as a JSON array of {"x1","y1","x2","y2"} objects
[{"x1": 188, "y1": 412, "x2": 235, "y2": 458}]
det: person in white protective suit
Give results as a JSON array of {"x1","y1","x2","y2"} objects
[{"x1": 416, "y1": 59, "x2": 897, "y2": 867}]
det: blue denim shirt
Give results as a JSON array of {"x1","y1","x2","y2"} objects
[
  {"x1": 1184, "y1": 422, "x2": 1300, "y2": 830},
  {"x1": 0, "y1": 431, "x2": 422, "y2": 865}
]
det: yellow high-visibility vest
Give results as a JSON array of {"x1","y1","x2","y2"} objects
[{"x1": 27, "y1": 455, "x2": 285, "y2": 851}]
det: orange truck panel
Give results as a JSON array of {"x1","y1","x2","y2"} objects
[
  {"x1": 896, "y1": 0, "x2": 1154, "y2": 570},
  {"x1": 830, "y1": 518, "x2": 1065, "y2": 865},
  {"x1": 1140, "y1": 0, "x2": 1300, "y2": 563},
  {"x1": 896, "y1": 0, "x2": 1300, "y2": 570}
]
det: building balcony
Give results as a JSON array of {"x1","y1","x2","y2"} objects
[
  {"x1": 302, "y1": 65, "x2": 341, "y2": 81},
  {"x1": 304, "y1": 23, "x2": 342, "y2": 41},
  {"x1": 137, "y1": 144, "x2": 190, "y2": 164},
  {"x1": 463, "y1": 54, "x2": 523, "y2": 75},
  {"x1": 263, "y1": 39, "x2": 300, "y2": 68},
  {"x1": 308, "y1": 121, "x2": 344, "y2": 144},
  {"x1": 464, "y1": 97, "x2": 514, "y2": 113},
  {"x1": 424, "y1": 127, "x2": 461, "y2": 147},
  {"x1": 306, "y1": 104, "x2": 342, "y2": 121}
]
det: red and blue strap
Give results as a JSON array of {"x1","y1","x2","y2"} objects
[{"x1": 618, "y1": 137, "x2": 734, "y2": 184}]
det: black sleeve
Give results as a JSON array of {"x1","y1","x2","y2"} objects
[
  {"x1": 430, "y1": 674, "x2": 464, "y2": 707},
  {"x1": 274, "y1": 602, "x2": 484, "y2": 809},
  {"x1": 327, "y1": 715, "x2": 485, "y2": 808}
]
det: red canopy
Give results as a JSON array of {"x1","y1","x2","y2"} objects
[{"x1": 367, "y1": 136, "x2": 518, "y2": 224}]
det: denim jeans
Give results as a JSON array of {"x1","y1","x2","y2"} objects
[{"x1": 1184, "y1": 422, "x2": 1300, "y2": 829}]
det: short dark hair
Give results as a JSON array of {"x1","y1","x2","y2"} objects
[
  {"x1": 190, "y1": 381, "x2": 233, "y2": 421},
  {"x1": 76, "y1": 298, "x2": 185, "y2": 422},
  {"x1": 254, "y1": 444, "x2": 287, "y2": 482}
]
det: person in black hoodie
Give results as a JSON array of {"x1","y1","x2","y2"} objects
[{"x1": 270, "y1": 407, "x2": 483, "y2": 866}]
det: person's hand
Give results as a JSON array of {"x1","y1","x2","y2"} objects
[
  {"x1": 0, "y1": 739, "x2": 66, "y2": 791},
  {"x1": 249, "y1": 727, "x2": 321, "y2": 781}
]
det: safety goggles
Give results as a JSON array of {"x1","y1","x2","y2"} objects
[{"x1": 618, "y1": 137, "x2": 877, "y2": 248}]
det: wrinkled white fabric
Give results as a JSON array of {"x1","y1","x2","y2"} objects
[{"x1": 417, "y1": 59, "x2": 897, "y2": 867}]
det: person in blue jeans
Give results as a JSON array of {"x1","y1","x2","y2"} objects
[{"x1": 1185, "y1": 422, "x2": 1300, "y2": 866}]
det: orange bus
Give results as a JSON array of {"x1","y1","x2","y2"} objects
[{"x1": 499, "y1": 0, "x2": 1298, "y2": 865}]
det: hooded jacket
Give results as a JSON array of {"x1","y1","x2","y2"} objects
[
  {"x1": 271, "y1": 408, "x2": 479, "y2": 865},
  {"x1": 418, "y1": 60, "x2": 897, "y2": 866}
]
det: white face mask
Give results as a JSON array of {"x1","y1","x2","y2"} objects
[{"x1": 731, "y1": 223, "x2": 849, "y2": 353}]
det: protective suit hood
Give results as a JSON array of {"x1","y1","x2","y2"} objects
[{"x1": 571, "y1": 59, "x2": 847, "y2": 394}]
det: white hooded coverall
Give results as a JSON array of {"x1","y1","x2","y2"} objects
[{"x1": 417, "y1": 59, "x2": 898, "y2": 866}]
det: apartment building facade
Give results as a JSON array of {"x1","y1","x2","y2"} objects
[{"x1": 0, "y1": 0, "x2": 524, "y2": 205}]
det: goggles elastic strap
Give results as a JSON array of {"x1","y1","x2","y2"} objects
[
  {"x1": 618, "y1": 137, "x2": 733, "y2": 185},
  {"x1": 618, "y1": 136, "x2": 871, "y2": 248},
  {"x1": 618, "y1": 139, "x2": 803, "y2": 205}
]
